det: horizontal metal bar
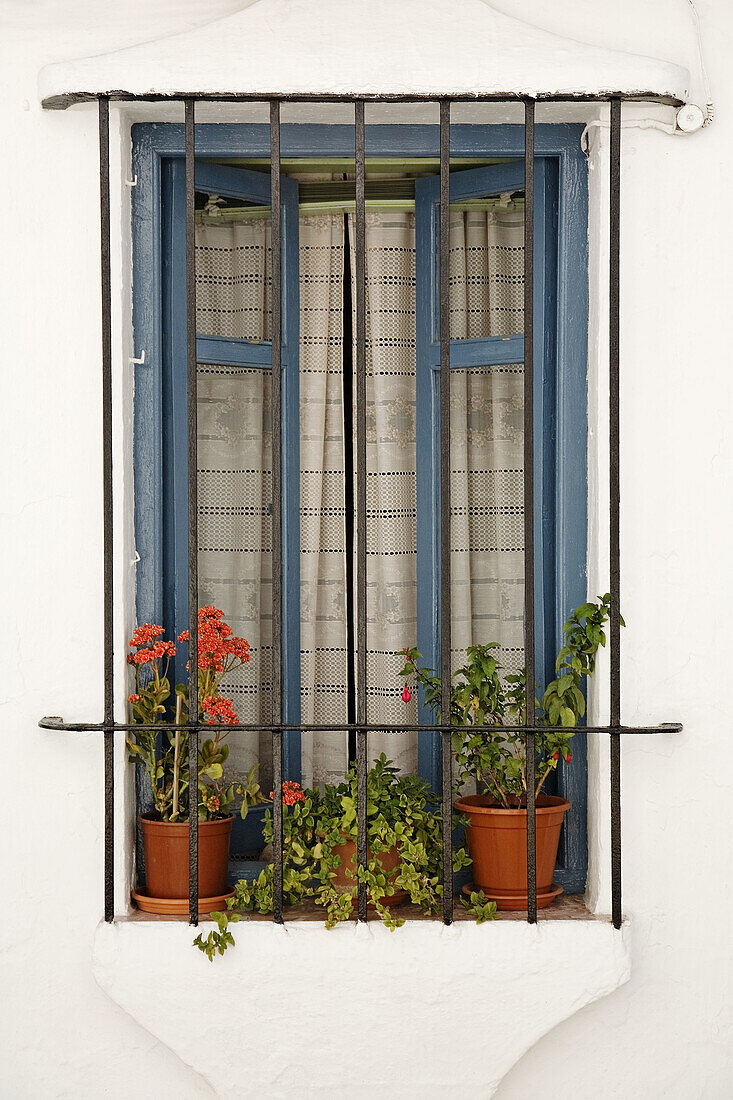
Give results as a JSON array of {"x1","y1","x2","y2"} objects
[
  {"x1": 44, "y1": 92, "x2": 684, "y2": 111},
  {"x1": 39, "y1": 717, "x2": 683, "y2": 736}
]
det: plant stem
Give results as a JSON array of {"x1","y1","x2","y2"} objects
[
  {"x1": 535, "y1": 762, "x2": 554, "y2": 799},
  {"x1": 172, "y1": 693, "x2": 182, "y2": 821}
]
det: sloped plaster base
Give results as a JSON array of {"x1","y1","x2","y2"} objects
[{"x1": 93, "y1": 916, "x2": 630, "y2": 1098}]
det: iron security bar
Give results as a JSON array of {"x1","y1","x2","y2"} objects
[
  {"x1": 46, "y1": 92, "x2": 684, "y2": 109},
  {"x1": 185, "y1": 98, "x2": 199, "y2": 926},
  {"x1": 99, "y1": 95, "x2": 114, "y2": 925},
  {"x1": 439, "y1": 99, "x2": 453, "y2": 925},
  {"x1": 44, "y1": 91, "x2": 683, "y2": 931},
  {"x1": 41, "y1": 719, "x2": 683, "y2": 736},
  {"x1": 354, "y1": 100, "x2": 368, "y2": 923},
  {"x1": 523, "y1": 98, "x2": 537, "y2": 925},
  {"x1": 270, "y1": 100, "x2": 285, "y2": 926},
  {"x1": 609, "y1": 98, "x2": 622, "y2": 930}
]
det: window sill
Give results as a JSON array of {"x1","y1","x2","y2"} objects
[
  {"x1": 93, "y1": 899, "x2": 630, "y2": 1098},
  {"x1": 119, "y1": 892, "x2": 598, "y2": 923}
]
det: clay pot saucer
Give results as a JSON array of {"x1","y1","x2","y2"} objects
[{"x1": 132, "y1": 888, "x2": 235, "y2": 916}]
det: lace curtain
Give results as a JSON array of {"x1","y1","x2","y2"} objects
[{"x1": 194, "y1": 197, "x2": 524, "y2": 790}]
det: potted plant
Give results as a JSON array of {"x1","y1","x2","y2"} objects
[
  {"x1": 194, "y1": 755, "x2": 492, "y2": 959},
  {"x1": 397, "y1": 594, "x2": 617, "y2": 911},
  {"x1": 126, "y1": 606, "x2": 252, "y2": 914}
]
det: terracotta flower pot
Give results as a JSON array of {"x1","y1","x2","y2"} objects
[
  {"x1": 454, "y1": 794, "x2": 570, "y2": 911},
  {"x1": 330, "y1": 837, "x2": 408, "y2": 909},
  {"x1": 136, "y1": 813, "x2": 234, "y2": 913}
]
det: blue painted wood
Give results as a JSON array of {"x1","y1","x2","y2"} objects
[
  {"x1": 551, "y1": 139, "x2": 589, "y2": 895},
  {"x1": 428, "y1": 334, "x2": 525, "y2": 369},
  {"x1": 161, "y1": 159, "x2": 190, "y2": 688},
  {"x1": 157, "y1": 158, "x2": 302, "y2": 780},
  {"x1": 194, "y1": 161, "x2": 271, "y2": 203},
  {"x1": 131, "y1": 126, "x2": 163, "y2": 629},
  {"x1": 413, "y1": 147, "x2": 588, "y2": 893},
  {"x1": 196, "y1": 334, "x2": 273, "y2": 368},
  {"x1": 132, "y1": 122, "x2": 583, "y2": 160},
  {"x1": 132, "y1": 121, "x2": 586, "y2": 882},
  {"x1": 415, "y1": 160, "x2": 551, "y2": 787},
  {"x1": 415, "y1": 169, "x2": 442, "y2": 785},
  {"x1": 279, "y1": 170, "x2": 302, "y2": 781}
]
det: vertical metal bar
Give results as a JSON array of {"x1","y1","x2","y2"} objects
[
  {"x1": 439, "y1": 99, "x2": 453, "y2": 925},
  {"x1": 609, "y1": 97, "x2": 622, "y2": 930},
  {"x1": 355, "y1": 100, "x2": 368, "y2": 922},
  {"x1": 523, "y1": 98, "x2": 537, "y2": 925},
  {"x1": 270, "y1": 99, "x2": 284, "y2": 925},
  {"x1": 185, "y1": 98, "x2": 199, "y2": 927},
  {"x1": 99, "y1": 96, "x2": 114, "y2": 924}
]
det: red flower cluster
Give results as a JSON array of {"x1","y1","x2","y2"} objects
[
  {"x1": 269, "y1": 780, "x2": 306, "y2": 806},
  {"x1": 128, "y1": 693, "x2": 141, "y2": 703},
  {"x1": 178, "y1": 607, "x2": 251, "y2": 674},
  {"x1": 127, "y1": 649, "x2": 154, "y2": 666},
  {"x1": 127, "y1": 623, "x2": 175, "y2": 666},
  {"x1": 129, "y1": 623, "x2": 165, "y2": 647},
  {"x1": 202, "y1": 695, "x2": 239, "y2": 725}
]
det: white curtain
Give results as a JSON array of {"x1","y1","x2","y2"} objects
[
  {"x1": 298, "y1": 212, "x2": 349, "y2": 788},
  {"x1": 449, "y1": 207, "x2": 526, "y2": 674},
  {"x1": 196, "y1": 216, "x2": 274, "y2": 787},
  {"x1": 348, "y1": 210, "x2": 419, "y2": 773},
  {"x1": 194, "y1": 195, "x2": 525, "y2": 791}
]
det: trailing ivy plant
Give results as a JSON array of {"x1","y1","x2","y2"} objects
[
  {"x1": 193, "y1": 755, "x2": 492, "y2": 960},
  {"x1": 398, "y1": 594, "x2": 620, "y2": 807}
]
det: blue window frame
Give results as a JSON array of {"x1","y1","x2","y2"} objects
[
  {"x1": 159, "y1": 158, "x2": 301, "y2": 775},
  {"x1": 132, "y1": 122, "x2": 588, "y2": 890}
]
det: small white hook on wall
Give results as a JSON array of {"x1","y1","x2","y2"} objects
[
  {"x1": 129, "y1": 350, "x2": 146, "y2": 365},
  {"x1": 125, "y1": 175, "x2": 138, "y2": 187}
]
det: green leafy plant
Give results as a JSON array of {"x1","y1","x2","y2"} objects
[
  {"x1": 126, "y1": 606, "x2": 251, "y2": 822},
  {"x1": 460, "y1": 889, "x2": 498, "y2": 923},
  {"x1": 194, "y1": 755, "x2": 474, "y2": 958},
  {"x1": 237, "y1": 762, "x2": 270, "y2": 822},
  {"x1": 398, "y1": 594, "x2": 619, "y2": 807}
]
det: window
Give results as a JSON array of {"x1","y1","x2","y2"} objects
[{"x1": 132, "y1": 121, "x2": 589, "y2": 896}]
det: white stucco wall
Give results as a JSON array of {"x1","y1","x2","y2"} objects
[{"x1": 2, "y1": 2, "x2": 732, "y2": 1097}]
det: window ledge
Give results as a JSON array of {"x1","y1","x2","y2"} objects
[{"x1": 93, "y1": 903, "x2": 630, "y2": 1098}]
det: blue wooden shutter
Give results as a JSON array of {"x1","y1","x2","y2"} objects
[
  {"x1": 414, "y1": 158, "x2": 587, "y2": 893},
  {"x1": 162, "y1": 160, "x2": 301, "y2": 779}
]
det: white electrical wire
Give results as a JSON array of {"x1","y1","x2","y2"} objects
[
  {"x1": 580, "y1": 117, "x2": 677, "y2": 153},
  {"x1": 687, "y1": 0, "x2": 714, "y2": 125},
  {"x1": 581, "y1": 1, "x2": 713, "y2": 151}
]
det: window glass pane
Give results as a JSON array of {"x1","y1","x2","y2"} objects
[
  {"x1": 449, "y1": 205, "x2": 524, "y2": 340},
  {"x1": 299, "y1": 211, "x2": 349, "y2": 789},
  {"x1": 348, "y1": 210, "x2": 418, "y2": 773},
  {"x1": 450, "y1": 363, "x2": 525, "y2": 675},
  {"x1": 196, "y1": 361, "x2": 273, "y2": 799},
  {"x1": 195, "y1": 204, "x2": 273, "y2": 340}
]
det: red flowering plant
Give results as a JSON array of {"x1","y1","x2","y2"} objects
[
  {"x1": 126, "y1": 607, "x2": 252, "y2": 822},
  {"x1": 397, "y1": 595, "x2": 619, "y2": 808}
]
